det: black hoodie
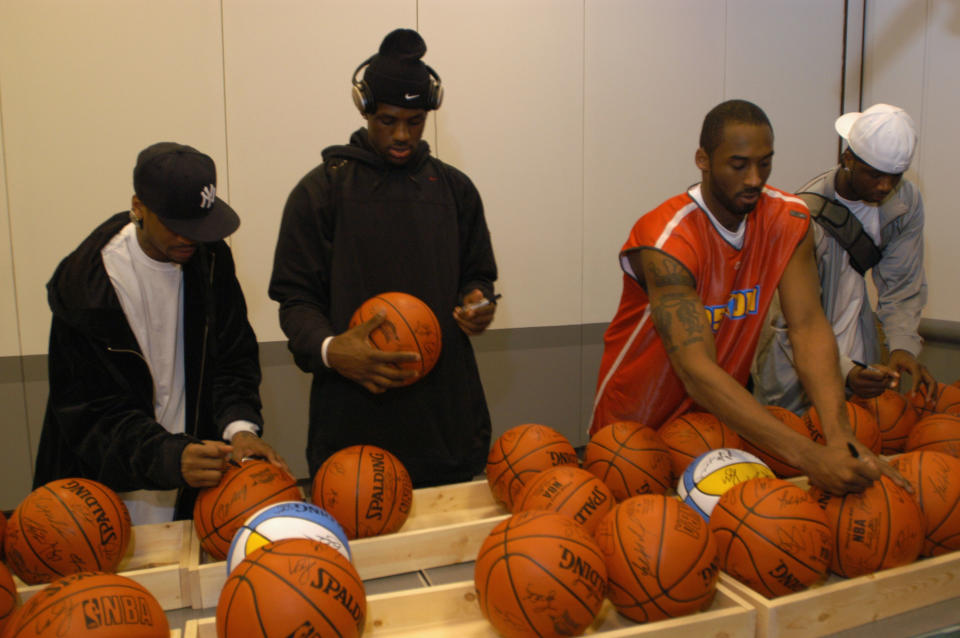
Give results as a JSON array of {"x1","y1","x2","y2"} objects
[
  {"x1": 37, "y1": 213, "x2": 263, "y2": 519},
  {"x1": 269, "y1": 129, "x2": 497, "y2": 485}
]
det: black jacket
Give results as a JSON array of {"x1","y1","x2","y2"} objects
[
  {"x1": 36, "y1": 213, "x2": 263, "y2": 519},
  {"x1": 269, "y1": 130, "x2": 497, "y2": 486}
]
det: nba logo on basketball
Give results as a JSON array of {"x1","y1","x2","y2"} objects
[{"x1": 82, "y1": 593, "x2": 155, "y2": 628}]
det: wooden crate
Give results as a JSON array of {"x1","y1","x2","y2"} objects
[
  {"x1": 186, "y1": 479, "x2": 509, "y2": 609},
  {"x1": 183, "y1": 579, "x2": 756, "y2": 637},
  {"x1": 720, "y1": 550, "x2": 960, "y2": 638},
  {"x1": 13, "y1": 520, "x2": 193, "y2": 610}
]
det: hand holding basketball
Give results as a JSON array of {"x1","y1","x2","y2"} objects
[
  {"x1": 182, "y1": 440, "x2": 233, "y2": 488},
  {"x1": 800, "y1": 439, "x2": 879, "y2": 495},
  {"x1": 328, "y1": 311, "x2": 420, "y2": 393},
  {"x1": 453, "y1": 288, "x2": 496, "y2": 336},
  {"x1": 229, "y1": 431, "x2": 290, "y2": 475}
]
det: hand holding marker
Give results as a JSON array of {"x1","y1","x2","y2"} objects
[{"x1": 464, "y1": 293, "x2": 502, "y2": 312}]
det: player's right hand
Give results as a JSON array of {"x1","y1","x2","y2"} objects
[
  {"x1": 800, "y1": 441, "x2": 880, "y2": 496},
  {"x1": 847, "y1": 363, "x2": 898, "y2": 398},
  {"x1": 181, "y1": 440, "x2": 232, "y2": 488},
  {"x1": 327, "y1": 312, "x2": 420, "y2": 394}
]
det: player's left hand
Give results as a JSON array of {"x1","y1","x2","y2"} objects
[
  {"x1": 230, "y1": 431, "x2": 291, "y2": 477},
  {"x1": 888, "y1": 349, "x2": 935, "y2": 405},
  {"x1": 454, "y1": 288, "x2": 496, "y2": 336}
]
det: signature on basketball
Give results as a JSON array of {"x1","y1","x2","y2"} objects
[{"x1": 215, "y1": 485, "x2": 248, "y2": 522}]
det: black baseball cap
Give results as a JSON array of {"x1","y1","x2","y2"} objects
[{"x1": 133, "y1": 142, "x2": 239, "y2": 242}]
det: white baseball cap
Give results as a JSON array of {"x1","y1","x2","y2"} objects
[{"x1": 835, "y1": 104, "x2": 917, "y2": 174}]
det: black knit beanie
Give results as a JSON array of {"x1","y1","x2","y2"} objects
[{"x1": 363, "y1": 29, "x2": 435, "y2": 111}]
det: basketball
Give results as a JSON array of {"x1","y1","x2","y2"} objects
[
  {"x1": 594, "y1": 495, "x2": 718, "y2": 622},
  {"x1": 583, "y1": 421, "x2": 673, "y2": 500},
  {"x1": 348, "y1": 291, "x2": 441, "y2": 385},
  {"x1": 0, "y1": 562, "x2": 16, "y2": 634},
  {"x1": 804, "y1": 401, "x2": 882, "y2": 454},
  {"x1": 2, "y1": 571, "x2": 168, "y2": 637},
  {"x1": 3, "y1": 478, "x2": 131, "y2": 584},
  {"x1": 739, "y1": 406, "x2": 809, "y2": 477},
  {"x1": 851, "y1": 389, "x2": 919, "y2": 453},
  {"x1": 889, "y1": 451, "x2": 960, "y2": 556},
  {"x1": 905, "y1": 413, "x2": 960, "y2": 458},
  {"x1": 810, "y1": 475, "x2": 924, "y2": 578},
  {"x1": 911, "y1": 381, "x2": 960, "y2": 417},
  {"x1": 226, "y1": 500, "x2": 351, "y2": 576},
  {"x1": 474, "y1": 510, "x2": 607, "y2": 638},
  {"x1": 485, "y1": 423, "x2": 578, "y2": 511},
  {"x1": 311, "y1": 444, "x2": 413, "y2": 539},
  {"x1": 513, "y1": 465, "x2": 615, "y2": 534},
  {"x1": 709, "y1": 477, "x2": 832, "y2": 597},
  {"x1": 677, "y1": 448, "x2": 775, "y2": 521},
  {"x1": 658, "y1": 412, "x2": 740, "y2": 479},
  {"x1": 193, "y1": 460, "x2": 303, "y2": 561},
  {"x1": 217, "y1": 538, "x2": 366, "y2": 638}
]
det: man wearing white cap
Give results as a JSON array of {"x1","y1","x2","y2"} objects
[{"x1": 754, "y1": 104, "x2": 934, "y2": 412}]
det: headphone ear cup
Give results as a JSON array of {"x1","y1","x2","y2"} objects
[
  {"x1": 352, "y1": 80, "x2": 375, "y2": 114},
  {"x1": 429, "y1": 80, "x2": 444, "y2": 110}
]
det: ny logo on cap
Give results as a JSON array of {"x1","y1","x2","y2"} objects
[{"x1": 200, "y1": 184, "x2": 216, "y2": 209}]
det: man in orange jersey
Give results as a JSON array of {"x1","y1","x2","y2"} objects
[{"x1": 591, "y1": 100, "x2": 905, "y2": 495}]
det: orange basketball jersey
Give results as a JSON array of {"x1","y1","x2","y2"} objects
[{"x1": 590, "y1": 185, "x2": 809, "y2": 436}]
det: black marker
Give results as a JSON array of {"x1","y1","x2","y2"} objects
[
  {"x1": 847, "y1": 442, "x2": 860, "y2": 458},
  {"x1": 464, "y1": 293, "x2": 502, "y2": 311}
]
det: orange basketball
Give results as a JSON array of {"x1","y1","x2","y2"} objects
[
  {"x1": 911, "y1": 381, "x2": 960, "y2": 417},
  {"x1": 485, "y1": 423, "x2": 578, "y2": 511},
  {"x1": 709, "y1": 477, "x2": 832, "y2": 597},
  {"x1": 0, "y1": 562, "x2": 16, "y2": 634},
  {"x1": 906, "y1": 413, "x2": 960, "y2": 458},
  {"x1": 851, "y1": 390, "x2": 919, "y2": 453},
  {"x1": 2, "y1": 571, "x2": 168, "y2": 637},
  {"x1": 594, "y1": 495, "x2": 718, "y2": 622},
  {"x1": 513, "y1": 466, "x2": 615, "y2": 534},
  {"x1": 217, "y1": 538, "x2": 365, "y2": 638},
  {"x1": 348, "y1": 291, "x2": 441, "y2": 385},
  {"x1": 659, "y1": 412, "x2": 740, "y2": 479},
  {"x1": 584, "y1": 421, "x2": 673, "y2": 500},
  {"x1": 810, "y1": 475, "x2": 924, "y2": 577},
  {"x1": 194, "y1": 460, "x2": 302, "y2": 560},
  {"x1": 739, "y1": 406, "x2": 810, "y2": 477},
  {"x1": 3, "y1": 478, "x2": 131, "y2": 584},
  {"x1": 805, "y1": 401, "x2": 882, "y2": 454},
  {"x1": 475, "y1": 510, "x2": 606, "y2": 638},
  {"x1": 311, "y1": 445, "x2": 413, "y2": 539},
  {"x1": 889, "y1": 451, "x2": 960, "y2": 556}
]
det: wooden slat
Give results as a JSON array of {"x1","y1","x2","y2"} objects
[
  {"x1": 13, "y1": 520, "x2": 192, "y2": 610},
  {"x1": 182, "y1": 579, "x2": 756, "y2": 638},
  {"x1": 720, "y1": 551, "x2": 960, "y2": 638}
]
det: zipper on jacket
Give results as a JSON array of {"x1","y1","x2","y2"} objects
[{"x1": 192, "y1": 251, "x2": 215, "y2": 437}]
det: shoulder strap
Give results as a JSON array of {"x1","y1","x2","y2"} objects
[{"x1": 797, "y1": 191, "x2": 882, "y2": 276}]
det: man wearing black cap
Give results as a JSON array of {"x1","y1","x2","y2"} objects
[
  {"x1": 36, "y1": 142, "x2": 286, "y2": 524},
  {"x1": 269, "y1": 29, "x2": 498, "y2": 487}
]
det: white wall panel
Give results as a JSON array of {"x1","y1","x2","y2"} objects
[
  {"x1": 725, "y1": 0, "x2": 845, "y2": 192},
  {"x1": 0, "y1": 112, "x2": 20, "y2": 357},
  {"x1": 0, "y1": 0, "x2": 228, "y2": 355},
  {"x1": 861, "y1": 0, "x2": 959, "y2": 322},
  {"x1": 583, "y1": 0, "x2": 725, "y2": 324},
  {"x1": 222, "y1": 0, "x2": 418, "y2": 342},
  {"x1": 419, "y1": 0, "x2": 584, "y2": 329}
]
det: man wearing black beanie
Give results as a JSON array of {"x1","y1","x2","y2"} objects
[{"x1": 269, "y1": 29, "x2": 499, "y2": 487}]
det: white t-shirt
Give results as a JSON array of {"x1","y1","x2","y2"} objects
[
  {"x1": 102, "y1": 223, "x2": 185, "y2": 524},
  {"x1": 689, "y1": 184, "x2": 747, "y2": 249},
  {"x1": 829, "y1": 194, "x2": 882, "y2": 364}
]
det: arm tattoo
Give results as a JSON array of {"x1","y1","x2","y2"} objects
[
  {"x1": 648, "y1": 259, "x2": 695, "y2": 288},
  {"x1": 652, "y1": 292, "x2": 706, "y2": 353}
]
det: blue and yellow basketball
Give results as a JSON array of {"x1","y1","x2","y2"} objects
[
  {"x1": 226, "y1": 500, "x2": 351, "y2": 576},
  {"x1": 677, "y1": 448, "x2": 774, "y2": 520}
]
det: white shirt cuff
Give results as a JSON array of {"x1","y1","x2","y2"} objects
[
  {"x1": 321, "y1": 335, "x2": 334, "y2": 368},
  {"x1": 222, "y1": 420, "x2": 261, "y2": 442}
]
